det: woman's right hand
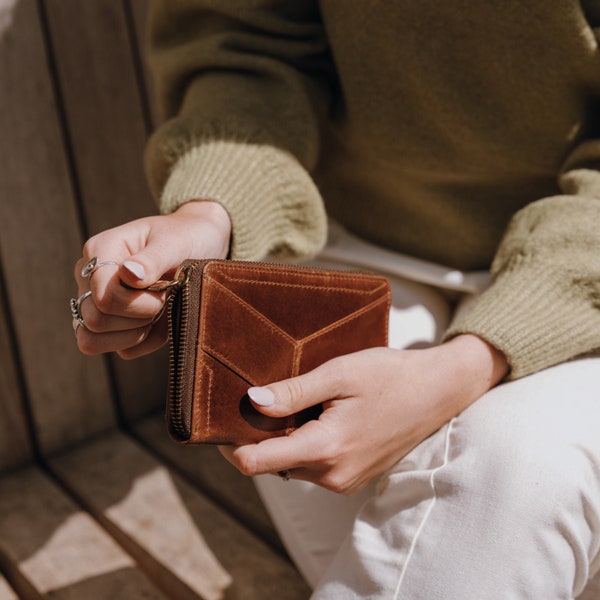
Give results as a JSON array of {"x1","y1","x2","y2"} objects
[{"x1": 73, "y1": 200, "x2": 231, "y2": 359}]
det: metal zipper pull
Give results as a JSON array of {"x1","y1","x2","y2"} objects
[
  {"x1": 143, "y1": 263, "x2": 192, "y2": 292},
  {"x1": 120, "y1": 263, "x2": 193, "y2": 293}
]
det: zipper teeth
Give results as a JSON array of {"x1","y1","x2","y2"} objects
[{"x1": 167, "y1": 278, "x2": 191, "y2": 439}]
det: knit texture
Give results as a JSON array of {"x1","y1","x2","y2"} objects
[
  {"x1": 444, "y1": 195, "x2": 600, "y2": 378},
  {"x1": 160, "y1": 140, "x2": 327, "y2": 260},
  {"x1": 144, "y1": 0, "x2": 600, "y2": 379}
]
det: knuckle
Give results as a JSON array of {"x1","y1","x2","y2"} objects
[
  {"x1": 82, "y1": 237, "x2": 99, "y2": 260},
  {"x1": 319, "y1": 438, "x2": 341, "y2": 464},
  {"x1": 117, "y1": 347, "x2": 137, "y2": 361},
  {"x1": 322, "y1": 359, "x2": 350, "y2": 395},
  {"x1": 320, "y1": 470, "x2": 352, "y2": 495},
  {"x1": 281, "y1": 377, "x2": 305, "y2": 406},
  {"x1": 74, "y1": 257, "x2": 86, "y2": 280},
  {"x1": 93, "y1": 288, "x2": 118, "y2": 314},
  {"x1": 235, "y1": 451, "x2": 259, "y2": 477},
  {"x1": 81, "y1": 308, "x2": 105, "y2": 333},
  {"x1": 77, "y1": 331, "x2": 100, "y2": 356}
]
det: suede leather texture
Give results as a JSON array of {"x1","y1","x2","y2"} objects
[{"x1": 166, "y1": 260, "x2": 390, "y2": 445}]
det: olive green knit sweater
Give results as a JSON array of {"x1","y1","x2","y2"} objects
[{"x1": 144, "y1": 0, "x2": 600, "y2": 379}]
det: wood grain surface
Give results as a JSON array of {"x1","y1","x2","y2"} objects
[
  {"x1": 0, "y1": 466, "x2": 167, "y2": 599},
  {"x1": 0, "y1": 2, "x2": 299, "y2": 597},
  {"x1": 0, "y1": 0, "x2": 115, "y2": 457},
  {"x1": 50, "y1": 430, "x2": 309, "y2": 600}
]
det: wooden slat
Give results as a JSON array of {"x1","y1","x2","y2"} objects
[
  {"x1": 126, "y1": 0, "x2": 160, "y2": 128},
  {"x1": 43, "y1": 0, "x2": 154, "y2": 233},
  {"x1": 133, "y1": 414, "x2": 283, "y2": 552},
  {"x1": 43, "y1": 0, "x2": 168, "y2": 424},
  {"x1": 50, "y1": 430, "x2": 311, "y2": 600},
  {"x1": 0, "y1": 273, "x2": 32, "y2": 471},
  {"x1": 0, "y1": 466, "x2": 167, "y2": 599},
  {"x1": 0, "y1": 0, "x2": 115, "y2": 455}
]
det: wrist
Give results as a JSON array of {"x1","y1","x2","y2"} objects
[
  {"x1": 173, "y1": 200, "x2": 232, "y2": 259},
  {"x1": 446, "y1": 334, "x2": 509, "y2": 390},
  {"x1": 431, "y1": 334, "x2": 509, "y2": 418}
]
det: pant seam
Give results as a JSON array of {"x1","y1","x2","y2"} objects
[{"x1": 393, "y1": 417, "x2": 456, "y2": 599}]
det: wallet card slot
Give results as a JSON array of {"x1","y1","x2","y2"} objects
[
  {"x1": 295, "y1": 294, "x2": 390, "y2": 375},
  {"x1": 205, "y1": 271, "x2": 388, "y2": 340},
  {"x1": 207, "y1": 261, "x2": 385, "y2": 291},
  {"x1": 208, "y1": 261, "x2": 387, "y2": 294},
  {"x1": 200, "y1": 279, "x2": 297, "y2": 386},
  {"x1": 197, "y1": 352, "x2": 293, "y2": 444},
  {"x1": 219, "y1": 274, "x2": 383, "y2": 295}
]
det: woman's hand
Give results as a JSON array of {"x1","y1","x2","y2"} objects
[
  {"x1": 73, "y1": 200, "x2": 231, "y2": 359},
  {"x1": 220, "y1": 334, "x2": 509, "y2": 495}
]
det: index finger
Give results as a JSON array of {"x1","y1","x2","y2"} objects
[
  {"x1": 75, "y1": 257, "x2": 165, "y2": 318},
  {"x1": 221, "y1": 419, "x2": 332, "y2": 477}
]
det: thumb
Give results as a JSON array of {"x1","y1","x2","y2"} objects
[
  {"x1": 248, "y1": 362, "x2": 342, "y2": 417},
  {"x1": 119, "y1": 240, "x2": 186, "y2": 289}
]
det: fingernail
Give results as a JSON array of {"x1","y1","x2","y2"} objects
[
  {"x1": 122, "y1": 260, "x2": 145, "y2": 280},
  {"x1": 248, "y1": 386, "x2": 275, "y2": 407}
]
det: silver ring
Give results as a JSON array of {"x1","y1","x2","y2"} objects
[
  {"x1": 277, "y1": 470, "x2": 291, "y2": 481},
  {"x1": 72, "y1": 318, "x2": 82, "y2": 337},
  {"x1": 81, "y1": 256, "x2": 119, "y2": 278},
  {"x1": 77, "y1": 290, "x2": 92, "y2": 309},
  {"x1": 70, "y1": 290, "x2": 93, "y2": 330},
  {"x1": 70, "y1": 297, "x2": 85, "y2": 327},
  {"x1": 70, "y1": 295, "x2": 87, "y2": 329}
]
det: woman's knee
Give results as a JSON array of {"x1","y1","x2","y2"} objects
[
  {"x1": 458, "y1": 371, "x2": 596, "y2": 475},
  {"x1": 447, "y1": 361, "x2": 600, "y2": 550}
]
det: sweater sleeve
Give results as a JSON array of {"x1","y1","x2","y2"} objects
[
  {"x1": 444, "y1": 141, "x2": 600, "y2": 379},
  {"x1": 144, "y1": 0, "x2": 332, "y2": 260}
]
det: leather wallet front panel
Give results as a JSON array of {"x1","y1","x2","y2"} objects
[
  {"x1": 167, "y1": 260, "x2": 391, "y2": 445},
  {"x1": 297, "y1": 295, "x2": 390, "y2": 374},
  {"x1": 200, "y1": 279, "x2": 297, "y2": 386}
]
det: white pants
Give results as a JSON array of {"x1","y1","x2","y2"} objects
[{"x1": 255, "y1": 223, "x2": 600, "y2": 599}]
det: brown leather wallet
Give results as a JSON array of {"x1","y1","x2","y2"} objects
[{"x1": 166, "y1": 259, "x2": 391, "y2": 445}]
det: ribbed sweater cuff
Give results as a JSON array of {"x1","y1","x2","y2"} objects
[
  {"x1": 160, "y1": 141, "x2": 327, "y2": 260},
  {"x1": 443, "y1": 267, "x2": 600, "y2": 379}
]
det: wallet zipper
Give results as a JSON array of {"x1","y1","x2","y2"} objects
[{"x1": 165, "y1": 263, "x2": 196, "y2": 440}]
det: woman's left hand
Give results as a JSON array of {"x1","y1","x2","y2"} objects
[{"x1": 220, "y1": 334, "x2": 508, "y2": 495}]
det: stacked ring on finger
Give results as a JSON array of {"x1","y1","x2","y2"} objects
[
  {"x1": 81, "y1": 256, "x2": 119, "y2": 279},
  {"x1": 69, "y1": 290, "x2": 92, "y2": 334},
  {"x1": 277, "y1": 469, "x2": 291, "y2": 481}
]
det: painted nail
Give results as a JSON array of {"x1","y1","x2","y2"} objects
[
  {"x1": 248, "y1": 386, "x2": 275, "y2": 407},
  {"x1": 122, "y1": 260, "x2": 145, "y2": 280}
]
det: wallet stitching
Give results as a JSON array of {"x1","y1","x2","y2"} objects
[
  {"x1": 207, "y1": 276, "x2": 389, "y2": 343},
  {"x1": 199, "y1": 261, "x2": 388, "y2": 291},
  {"x1": 197, "y1": 273, "x2": 212, "y2": 439},
  {"x1": 217, "y1": 269, "x2": 388, "y2": 295},
  {"x1": 217, "y1": 264, "x2": 384, "y2": 284},
  {"x1": 202, "y1": 279, "x2": 390, "y2": 380},
  {"x1": 207, "y1": 277, "x2": 298, "y2": 343},
  {"x1": 299, "y1": 294, "x2": 391, "y2": 345},
  {"x1": 204, "y1": 362, "x2": 214, "y2": 438},
  {"x1": 202, "y1": 346, "x2": 266, "y2": 389},
  {"x1": 204, "y1": 278, "x2": 295, "y2": 383},
  {"x1": 217, "y1": 275, "x2": 384, "y2": 296}
]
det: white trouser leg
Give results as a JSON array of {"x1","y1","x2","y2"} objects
[
  {"x1": 254, "y1": 271, "x2": 453, "y2": 587},
  {"x1": 255, "y1": 224, "x2": 600, "y2": 597},
  {"x1": 312, "y1": 357, "x2": 600, "y2": 599}
]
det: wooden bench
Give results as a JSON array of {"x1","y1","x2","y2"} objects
[{"x1": 0, "y1": 1, "x2": 309, "y2": 597}]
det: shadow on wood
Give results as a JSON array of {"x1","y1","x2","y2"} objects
[{"x1": 0, "y1": 1, "x2": 307, "y2": 597}]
